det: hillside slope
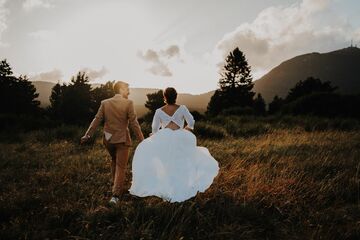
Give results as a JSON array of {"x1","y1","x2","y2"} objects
[{"x1": 253, "y1": 47, "x2": 360, "y2": 102}]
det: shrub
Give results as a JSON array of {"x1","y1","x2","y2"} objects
[
  {"x1": 0, "y1": 114, "x2": 58, "y2": 132},
  {"x1": 221, "y1": 106, "x2": 255, "y2": 116},
  {"x1": 282, "y1": 93, "x2": 360, "y2": 118},
  {"x1": 193, "y1": 122, "x2": 227, "y2": 139},
  {"x1": 190, "y1": 110, "x2": 205, "y2": 121},
  {"x1": 208, "y1": 115, "x2": 270, "y2": 137}
]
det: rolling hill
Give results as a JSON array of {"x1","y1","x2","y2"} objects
[{"x1": 253, "y1": 47, "x2": 360, "y2": 102}]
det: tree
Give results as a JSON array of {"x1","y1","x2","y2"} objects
[
  {"x1": 0, "y1": 59, "x2": 40, "y2": 115},
  {"x1": 268, "y1": 95, "x2": 284, "y2": 115},
  {"x1": 207, "y1": 47, "x2": 255, "y2": 115},
  {"x1": 145, "y1": 90, "x2": 164, "y2": 114},
  {"x1": 61, "y1": 72, "x2": 93, "y2": 124},
  {"x1": 286, "y1": 77, "x2": 337, "y2": 102},
  {"x1": 91, "y1": 81, "x2": 115, "y2": 112},
  {"x1": 16, "y1": 75, "x2": 40, "y2": 114},
  {"x1": 253, "y1": 93, "x2": 266, "y2": 115},
  {"x1": 0, "y1": 59, "x2": 13, "y2": 77},
  {"x1": 141, "y1": 90, "x2": 165, "y2": 123},
  {"x1": 282, "y1": 92, "x2": 360, "y2": 117},
  {"x1": 49, "y1": 82, "x2": 64, "y2": 118},
  {"x1": 206, "y1": 90, "x2": 223, "y2": 115}
]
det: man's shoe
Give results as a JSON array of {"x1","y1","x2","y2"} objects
[{"x1": 109, "y1": 196, "x2": 120, "y2": 204}]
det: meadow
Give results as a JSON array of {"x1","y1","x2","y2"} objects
[{"x1": 0, "y1": 116, "x2": 359, "y2": 239}]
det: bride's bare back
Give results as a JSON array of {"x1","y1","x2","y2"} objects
[{"x1": 161, "y1": 104, "x2": 181, "y2": 130}]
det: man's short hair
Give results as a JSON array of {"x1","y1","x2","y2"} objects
[{"x1": 114, "y1": 81, "x2": 129, "y2": 93}]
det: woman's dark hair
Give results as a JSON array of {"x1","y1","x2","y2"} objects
[{"x1": 163, "y1": 87, "x2": 177, "y2": 104}]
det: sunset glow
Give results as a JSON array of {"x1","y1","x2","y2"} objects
[{"x1": 1, "y1": 0, "x2": 359, "y2": 93}]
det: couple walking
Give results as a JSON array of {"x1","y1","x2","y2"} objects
[{"x1": 81, "y1": 81, "x2": 219, "y2": 204}]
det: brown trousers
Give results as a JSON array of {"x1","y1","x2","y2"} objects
[{"x1": 103, "y1": 138, "x2": 130, "y2": 196}]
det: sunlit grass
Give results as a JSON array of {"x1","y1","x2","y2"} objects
[{"x1": 1, "y1": 117, "x2": 359, "y2": 239}]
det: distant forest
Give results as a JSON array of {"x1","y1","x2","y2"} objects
[{"x1": 1, "y1": 47, "x2": 360, "y2": 132}]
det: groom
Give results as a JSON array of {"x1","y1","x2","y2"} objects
[{"x1": 81, "y1": 81, "x2": 144, "y2": 204}]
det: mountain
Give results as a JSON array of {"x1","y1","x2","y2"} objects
[
  {"x1": 253, "y1": 47, "x2": 360, "y2": 102},
  {"x1": 32, "y1": 81, "x2": 57, "y2": 108},
  {"x1": 31, "y1": 81, "x2": 213, "y2": 116},
  {"x1": 33, "y1": 47, "x2": 359, "y2": 112}
]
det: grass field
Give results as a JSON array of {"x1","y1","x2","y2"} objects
[{"x1": 0, "y1": 116, "x2": 360, "y2": 239}]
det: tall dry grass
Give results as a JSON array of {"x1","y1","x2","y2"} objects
[{"x1": 0, "y1": 117, "x2": 359, "y2": 239}]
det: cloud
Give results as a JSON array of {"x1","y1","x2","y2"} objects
[
  {"x1": 148, "y1": 63, "x2": 172, "y2": 77},
  {"x1": 0, "y1": 0, "x2": 8, "y2": 47},
  {"x1": 354, "y1": 28, "x2": 360, "y2": 46},
  {"x1": 301, "y1": 0, "x2": 330, "y2": 13},
  {"x1": 139, "y1": 49, "x2": 160, "y2": 63},
  {"x1": 162, "y1": 45, "x2": 180, "y2": 58},
  {"x1": 79, "y1": 66, "x2": 108, "y2": 81},
  {"x1": 214, "y1": 0, "x2": 355, "y2": 79},
  {"x1": 138, "y1": 45, "x2": 182, "y2": 77},
  {"x1": 29, "y1": 67, "x2": 108, "y2": 83},
  {"x1": 28, "y1": 30, "x2": 56, "y2": 41},
  {"x1": 29, "y1": 69, "x2": 63, "y2": 83},
  {"x1": 23, "y1": 0, "x2": 54, "y2": 11}
]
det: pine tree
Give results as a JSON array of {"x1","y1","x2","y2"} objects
[
  {"x1": 286, "y1": 77, "x2": 337, "y2": 102},
  {"x1": 206, "y1": 90, "x2": 223, "y2": 115},
  {"x1": 0, "y1": 59, "x2": 13, "y2": 77},
  {"x1": 17, "y1": 75, "x2": 40, "y2": 114},
  {"x1": 253, "y1": 93, "x2": 266, "y2": 116},
  {"x1": 268, "y1": 95, "x2": 284, "y2": 115},
  {"x1": 207, "y1": 47, "x2": 255, "y2": 115},
  {"x1": 0, "y1": 60, "x2": 40, "y2": 115},
  {"x1": 91, "y1": 81, "x2": 115, "y2": 112},
  {"x1": 145, "y1": 90, "x2": 164, "y2": 114},
  {"x1": 49, "y1": 83, "x2": 64, "y2": 118},
  {"x1": 61, "y1": 72, "x2": 93, "y2": 124}
]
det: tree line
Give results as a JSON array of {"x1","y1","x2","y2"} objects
[
  {"x1": 1, "y1": 46, "x2": 359, "y2": 130},
  {"x1": 145, "y1": 47, "x2": 360, "y2": 119},
  {"x1": 48, "y1": 73, "x2": 115, "y2": 124}
]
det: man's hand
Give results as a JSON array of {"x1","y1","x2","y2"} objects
[{"x1": 80, "y1": 135, "x2": 91, "y2": 144}]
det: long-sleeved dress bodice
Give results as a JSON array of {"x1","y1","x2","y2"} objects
[{"x1": 151, "y1": 105, "x2": 195, "y2": 134}]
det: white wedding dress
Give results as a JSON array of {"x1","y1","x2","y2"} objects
[{"x1": 129, "y1": 105, "x2": 219, "y2": 203}]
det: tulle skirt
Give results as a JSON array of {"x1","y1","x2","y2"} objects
[{"x1": 129, "y1": 128, "x2": 219, "y2": 202}]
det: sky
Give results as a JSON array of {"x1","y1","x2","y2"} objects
[{"x1": 1, "y1": 0, "x2": 360, "y2": 94}]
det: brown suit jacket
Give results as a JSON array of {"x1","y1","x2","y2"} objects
[{"x1": 85, "y1": 94, "x2": 143, "y2": 145}]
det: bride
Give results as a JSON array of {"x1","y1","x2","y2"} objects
[{"x1": 129, "y1": 87, "x2": 219, "y2": 202}]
